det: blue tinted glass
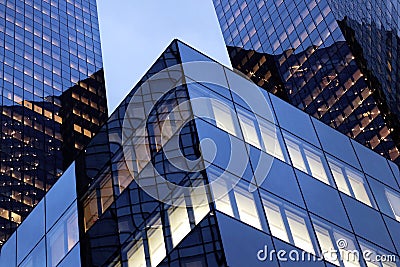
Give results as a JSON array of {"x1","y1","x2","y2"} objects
[
  {"x1": 19, "y1": 238, "x2": 45, "y2": 267},
  {"x1": 216, "y1": 212, "x2": 279, "y2": 267},
  {"x1": 0, "y1": 232, "x2": 16, "y2": 266},
  {"x1": 367, "y1": 176, "x2": 400, "y2": 220},
  {"x1": 296, "y1": 170, "x2": 351, "y2": 230},
  {"x1": 383, "y1": 215, "x2": 400, "y2": 254},
  {"x1": 257, "y1": 158, "x2": 305, "y2": 208},
  {"x1": 312, "y1": 118, "x2": 360, "y2": 169},
  {"x1": 269, "y1": 94, "x2": 320, "y2": 147},
  {"x1": 57, "y1": 243, "x2": 81, "y2": 267},
  {"x1": 387, "y1": 160, "x2": 400, "y2": 188},
  {"x1": 46, "y1": 162, "x2": 76, "y2": 231},
  {"x1": 351, "y1": 140, "x2": 398, "y2": 189},
  {"x1": 341, "y1": 194, "x2": 395, "y2": 252},
  {"x1": 17, "y1": 200, "x2": 45, "y2": 265}
]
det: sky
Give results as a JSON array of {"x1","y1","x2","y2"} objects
[{"x1": 96, "y1": 0, "x2": 231, "y2": 114}]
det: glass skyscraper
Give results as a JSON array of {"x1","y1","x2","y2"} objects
[
  {"x1": 212, "y1": 0, "x2": 400, "y2": 165},
  {"x1": 1, "y1": 40, "x2": 398, "y2": 267},
  {"x1": 0, "y1": 0, "x2": 107, "y2": 244}
]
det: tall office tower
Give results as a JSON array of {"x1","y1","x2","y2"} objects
[
  {"x1": 2, "y1": 40, "x2": 399, "y2": 267},
  {"x1": 212, "y1": 0, "x2": 400, "y2": 165},
  {"x1": 0, "y1": 0, "x2": 107, "y2": 244}
]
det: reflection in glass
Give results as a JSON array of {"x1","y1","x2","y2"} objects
[
  {"x1": 190, "y1": 185, "x2": 210, "y2": 224},
  {"x1": 47, "y1": 204, "x2": 79, "y2": 267},
  {"x1": 314, "y1": 225, "x2": 339, "y2": 265},
  {"x1": 264, "y1": 201, "x2": 289, "y2": 242}
]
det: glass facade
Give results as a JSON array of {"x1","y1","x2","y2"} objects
[
  {"x1": 0, "y1": 0, "x2": 107, "y2": 244},
  {"x1": 212, "y1": 0, "x2": 400, "y2": 165},
  {"x1": 1, "y1": 40, "x2": 399, "y2": 266}
]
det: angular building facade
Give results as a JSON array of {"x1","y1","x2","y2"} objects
[
  {"x1": 1, "y1": 40, "x2": 398, "y2": 267},
  {"x1": 212, "y1": 0, "x2": 400, "y2": 165},
  {"x1": 0, "y1": 0, "x2": 107, "y2": 244}
]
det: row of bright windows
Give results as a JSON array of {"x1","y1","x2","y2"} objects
[{"x1": 188, "y1": 81, "x2": 400, "y2": 224}]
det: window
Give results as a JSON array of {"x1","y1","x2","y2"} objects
[
  {"x1": 313, "y1": 220, "x2": 361, "y2": 267},
  {"x1": 211, "y1": 99, "x2": 240, "y2": 137},
  {"x1": 263, "y1": 196, "x2": 315, "y2": 254},
  {"x1": 168, "y1": 205, "x2": 191, "y2": 247},
  {"x1": 147, "y1": 220, "x2": 166, "y2": 267},
  {"x1": 234, "y1": 186, "x2": 262, "y2": 230},
  {"x1": 210, "y1": 174, "x2": 262, "y2": 230},
  {"x1": 286, "y1": 211, "x2": 314, "y2": 254},
  {"x1": 263, "y1": 201, "x2": 289, "y2": 242},
  {"x1": 328, "y1": 158, "x2": 373, "y2": 207},
  {"x1": 314, "y1": 225, "x2": 339, "y2": 265},
  {"x1": 127, "y1": 238, "x2": 146, "y2": 267},
  {"x1": 190, "y1": 184, "x2": 210, "y2": 224},
  {"x1": 238, "y1": 111, "x2": 261, "y2": 149},
  {"x1": 47, "y1": 205, "x2": 79, "y2": 267},
  {"x1": 385, "y1": 189, "x2": 400, "y2": 221},
  {"x1": 259, "y1": 119, "x2": 286, "y2": 162},
  {"x1": 285, "y1": 134, "x2": 331, "y2": 185}
]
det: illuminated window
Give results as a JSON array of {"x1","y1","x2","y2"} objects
[
  {"x1": 47, "y1": 205, "x2": 79, "y2": 267},
  {"x1": 259, "y1": 119, "x2": 286, "y2": 162},
  {"x1": 385, "y1": 189, "x2": 400, "y2": 221},
  {"x1": 285, "y1": 134, "x2": 331, "y2": 185},
  {"x1": 328, "y1": 158, "x2": 373, "y2": 207},
  {"x1": 168, "y1": 205, "x2": 191, "y2": 247},
  {"x1": 233, "y1": 187, "x2": 261, "y2": 230},
  {"x1": 127, "y1": 238, "x2": 146, "y2": 267},
  {"x1": 212, "y1": 99, "x2": 240, "y2": 137},
  {"x1": 314, "y1": 225, "x2": 339, "y2": 265},
  {"x1": 190, "y1": 185, "x2": 210, "y2": 224},
  {"x1": 238, "y1": 112, "x2": 261, "y2": 149},
  {"x1": 263, "y1": 201, "x2": 289, "y2": 242},
  {"x1": 286, "y1": 211, "x2": 315, "y2": 254},
  {"x1": 147, "y1": 220, "x2": 166, "y2": 267},
  {"x1": 263, "y1": 197, "x2": 315, "y2": 254},
  {"x1": 211, "y1": 180, "x2": 234, "y2": 217}
]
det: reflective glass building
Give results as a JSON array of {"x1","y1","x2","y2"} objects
[
  {"x1": 0, "y1": 0, "x2": 107, "y2": 244},
  {"x1": 1, "y1": 40, "x2": 399, "y2": 267},
  {"x1": 212, "y1": 0, "x2": 400, "y2": 165}
]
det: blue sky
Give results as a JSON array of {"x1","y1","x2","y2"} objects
[{"x1": 97, "y1": 0, "x2": 231, "y2": 113}]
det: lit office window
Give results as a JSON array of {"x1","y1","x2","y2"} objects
[
  {"x1": 314, "y1": 225, "x2": 340, "y2": 265},
  {"x1": 127, "y1": 239, "x2": 146, "y2": 267},
  {"x1": 234, "y1": 187, "x2": 262, "y2": 230},
  {"x1": 147, "y1": 220, "x2": 166, "y2": 267},
  {"x1": 211, "y1": 180, "x2": 234, "y2": 217},
  {"x1": 333, "y1": 232, "x2": 361, "y2": 267},
  {"x1": 385, "y1": 189, "x2": 400, "y2": 221},
  {"x1": 263, "y1": 197, "x2": 315, "y2": 254},
  {"x1": 168, "y1": 205, "x2": 191, "y2": 247},
  {"x1": 286, "y1": 139, "x2": 307, "y2": 173},
  {"x1": 263, "y1": 201, "x2": 289, "y2": 242},
  {"x1": 47, "y1": 205, "x2": 79, "y2": 267},
  {"x1": 259, "y1": 119, "x2": 286, "y2": 162},
  {"x1": 190, "y1": 185, "x2": 210, "y2": 224},
  {"x1": 238, "y1": 112, "x2": 262, "y2": 149},
  {"x1": 314, "y1": 220, "x2": 361, "y2": 267},
  {"x1": 328, "y1": 158, "x2": 373, "y2": 207},
  {"x1": 286, "y1": 211, "x2": 315, "y2": 254},
  {"x1": 285, "y1": 135, "x2": 331, "y2": 185},
  {"x1": 211, "y1": 99, "x2": 240, "y2": 137}
]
